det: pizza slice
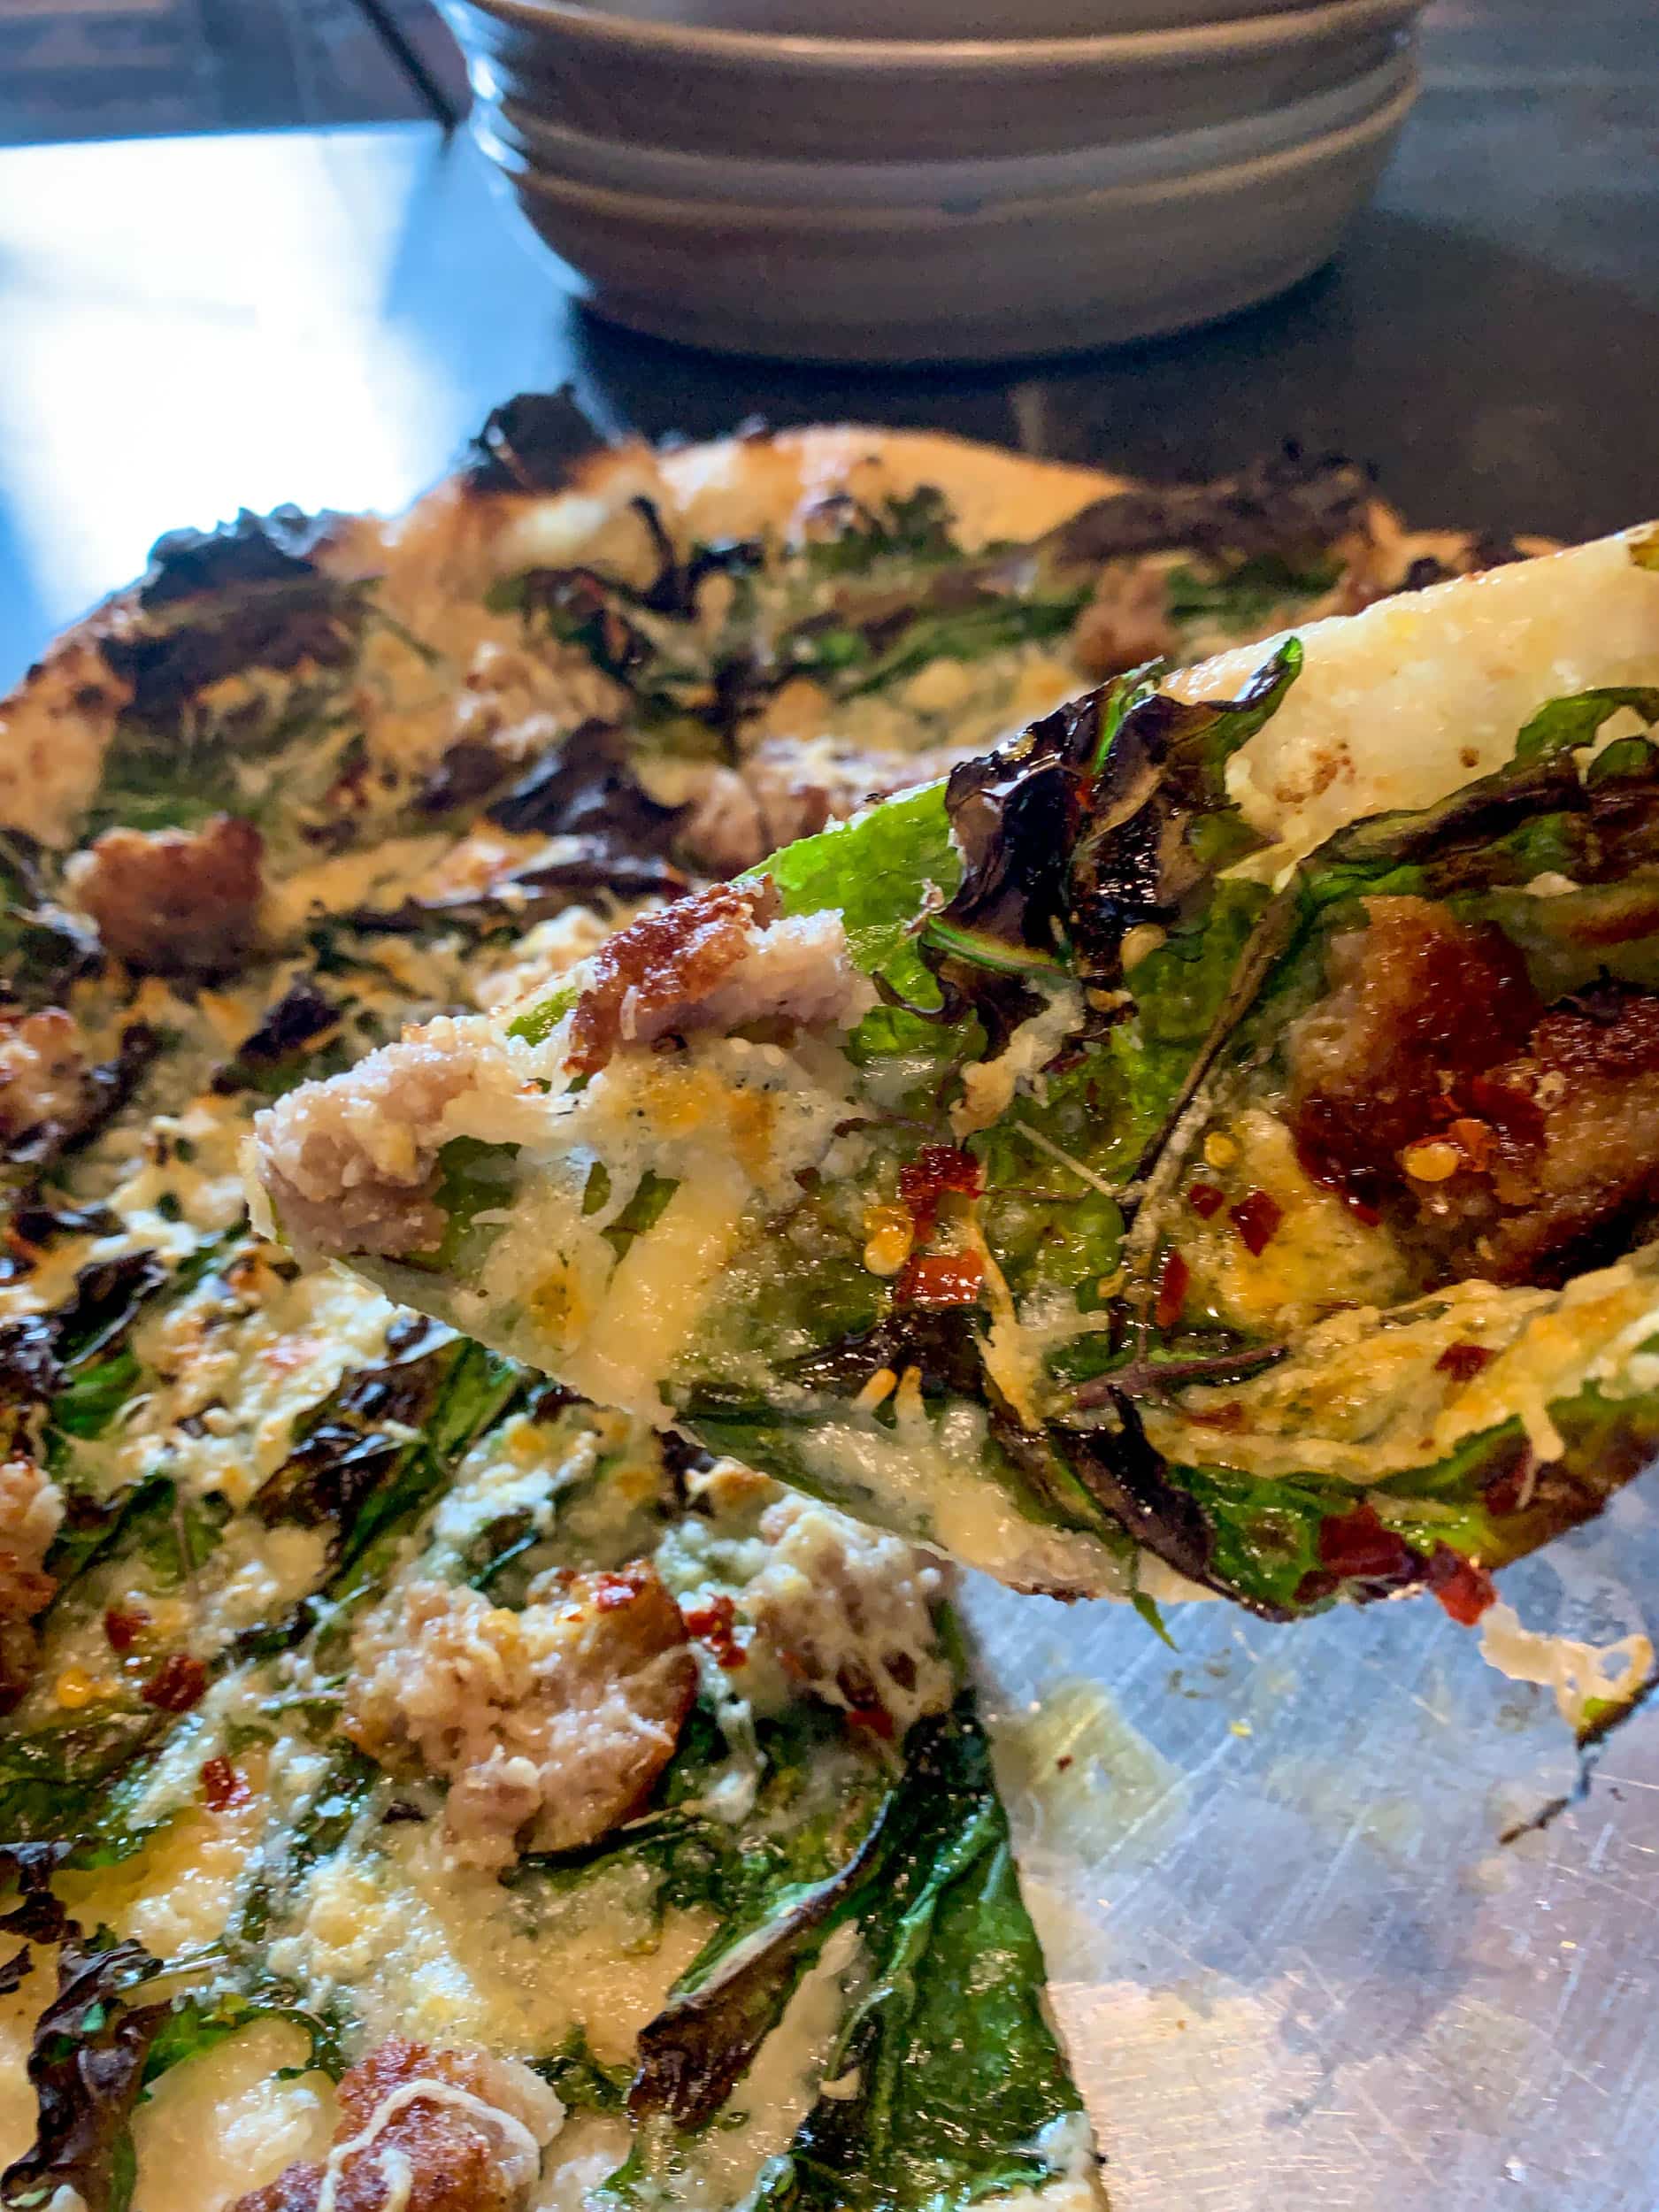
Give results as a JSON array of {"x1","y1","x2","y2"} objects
[{"x1": 253, "y1": 526, "x2": 1659, "y2": 1612}]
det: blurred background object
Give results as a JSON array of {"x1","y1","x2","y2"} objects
[
  {"x1": 0, "y1": 0, "x2": 469, "y2": 143},
  {"x1": 0, "y1": 0, "x2": 1424, "y2": 358},
  {"x1": 448, "y1": 0, "x2": 1424, "y2": 357}
]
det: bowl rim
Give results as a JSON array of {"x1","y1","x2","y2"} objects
[
  {"x1": 481, "y1": 38, "x2": 1414, "y2": 194},
  {"x1": 450, "y1": 0, "x2": 1422, "y2": 73},
  {"x1": 496, "y1": 70, "x2": 1416, "y2": 229}
]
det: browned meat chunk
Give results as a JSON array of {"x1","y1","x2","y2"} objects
[
  {"x1": 0, "y1": 1452, "x2": 64, "y2": 1714},
  {"x1": 0, "y1": 1010, "x2": 87, "y2": 1145},
  {"x1": 1288, "y1": 895, "x2": 1540, "y2": 1206},
  {"x1": 255, "y1": 1032, "x2": 478, "y2": 1262},
  {"x1": 343, "y1": 1561, "x2": 697, "y2": 1870},
  {"x1": 565, "y1": 879, "x2": 778, "y2": 1075},
  {"x1": 227, "y1": 2039, "x2": 561, "y2": 2212},
  {"x1": 1288, "y1": 895, "x2": 1659, "y2": 1285},
  {"x1": 741, "y1": 1494, "x2": 953, "y2": 1741},
  {"x1": 678, "y1": 737, "x2": 979, "y2": 879},
  {"x1": 69, "y1": 813, "x2": 265, "y2": 975},
  {"x1": 1463, "y1": 987, "x2": 1659, "y2": 1281}
]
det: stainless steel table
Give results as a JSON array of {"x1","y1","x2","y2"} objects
[{"x1": 1, "y1": 5, "x2": 1656, "y2": 2201}]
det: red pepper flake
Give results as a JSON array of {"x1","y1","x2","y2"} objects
[
  {"x1": 1435, "y1": 1341, "x2": 1495, "y2": 1382},
  {"x1": 1188, "y1": 1181, "x2": 1226, "y2": 1219},
  {"x1": 1427, "y1": 1544, "x2": 1496, "y2": 1626},
  {"x1": 681, "y1": 1594, "x2": 747, "y2": 1670},
  {"x1": 895, "y1": 1250, "x2": 985, "y2": 1309},
  {"x1": 1316, "y1": 1502, "x2": 1422, "y2": 1587},
  {"x1": 1294, "y1": 1138, "x2": 1383, "y2": 1225},
  {"x1": 104, "y1": 1608, "x2": 148, "y2": 1654},
  {"x1": 1154, "y1": 1248, "x2": 1190, "y2": 1332},
  {"x1": 1187, "y1": 1401, "x2": 1244, "y2": 1432},
  {"x1": 591, "y1": 1568, "x2": 645, "y2": 1612},
  {"x1": 847, "y1": 1701, "x2": 895, "y2": 1740},
  {"x1": 141, "y1": 1654, "x2": 207, "y2": 1713},
  {"x1": 1448, "y1": 1117, "x2": 1495, "y2": 1172},
  {"x1": 200, "y1": 1755, "x2": 250, "y2": 1812},
  {"x1": 1230, "y1": 1188, "x2": 1283, "y2": 1257},
  {"x1": 1467, "y1": 1071, "x2": 1545, "y2": 1145},
  {"x1": 897, "y1": 1145, "x2": 982, "y2": 1238}
]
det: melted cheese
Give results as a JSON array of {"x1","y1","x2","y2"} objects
[
  {"x1": 453, "y1": 1033, "x2": 867, "y2": 1419},
  {"x1": 1146, "y1": 1248, "x2": 1659, "y2": 1483},
  {"x1": 1174, "y1": 1108, "x2": 1409, "y2": 1337},
  {"x1": 1178, "y1": 526, "x2": 1659, "y2": 865},
  {"x1": 65, "y1": 1784, "x2": 266, "y2": 1956},
  {"x1": 790, "y1": 1391, "x2": 1126, "y2": 1599},
  {"x1": 572, "y1": 1166, "x2": 751, "y2": 1421},
  {"x1": 268, "y1": 1831, "x2": 711, "y2": 2064},
  {"x1": 1479, "y1": 1601, "x2": 1655, "y2": 1732},
  {"x1": 92, "y1": 1265, "x2": 399, "y2": 1509},
  {"x1": 132, "y1": 2019, "x2": 335, "y2": 2209},
  {"x1": 952, "y1": 986, "x2": 1086, "y2": 1141}
]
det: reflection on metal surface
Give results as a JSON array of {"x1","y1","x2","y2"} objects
[{"x1": 966, "y1": 1483, "x2": 1659, "y2": 2211}]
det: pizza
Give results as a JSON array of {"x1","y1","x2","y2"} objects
[
  {"x1": 251, "y1": 521, "x2": 1659, "y2": 1631},
  {"x1": 0, "y1": 403, "x2": 1503, "y2": 2212}
]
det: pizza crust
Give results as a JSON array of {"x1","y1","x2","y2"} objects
[
  {"x1": 1171, "y1": 525, "x2": 1659, "y2": 861},
  {"x1": 1, "y1": 411, "x2": 1554, "y2": 899}
]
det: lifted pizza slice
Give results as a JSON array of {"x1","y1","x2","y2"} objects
[{"x1": 253, "y1": 527, "x2": 1659, "y2": 1610}]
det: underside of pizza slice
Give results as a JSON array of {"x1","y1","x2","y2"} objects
[{"x1": 253, "y1": 526, "x2": 1659, "y2": 1611}]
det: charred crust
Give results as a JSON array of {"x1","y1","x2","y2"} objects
[
  {"x1": 135, "y1": 506, "x2": 335, "y2": 610},
  {"x1": 97, "y1": 582, "x2": 364, "y2": 725}
]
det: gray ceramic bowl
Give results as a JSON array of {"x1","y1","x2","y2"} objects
[
  {"x1": 484, "y1": 75, "x2": 1416, "y2": 361},
  {"x1": 477, "y1": 41, "x2": 1414, "y2": 207},
  {"x1": 538, "y1": 0, "x2": 1334, "y2": 34},
  {"x1": 445, "y1": 0, "x2": 1422, "y2": 162}
]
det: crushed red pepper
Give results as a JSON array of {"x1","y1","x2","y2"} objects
[
  {"x1": 104, "y1": 1608, "x2": 148, "y2": 1654},
  {"x1": 590, "y1": 1566, "x2": 651, "y2": 1613},
  {"x1": 1230, "y1": 1188, "x2": 1283, "y2": 1256},
  {"x1": 898, "y1": 1145, "x2": 983, "y2": 1238},
  {"x1": 200, "y1": 1755, "x2": 251, "y2": 1811},
  {"x1": 1154, "y1": 1248, "x2": 1190, "y2": 1332},
  {"x1": 1427, "y1": 1544, "x2": 1497, "y2": 1625},
  {"x1": 1296, "y1": 1137, "x2": 1383, "y2": 1225},
  {"x1": 846, "y1": 1701, "x2": 895, "y2": 1740},
  {"x1": 895, "y1": 1249, "x2": 985, "y2": 1309},
  {"x1": 681, "y1": 1593, "x2": 747, "y2": 1670},
  {"x1": 142, "y1": 1653, "x2": 207, "y2": 1712},
  {"x1": 1315, "y1": 1502, "x2": 1421, "y2": 1586},
  {"x1": 1435, "y1": 1341, "x2": 1496, "y2": 1382}
]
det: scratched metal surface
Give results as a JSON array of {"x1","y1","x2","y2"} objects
[{"x1": 964, "y1": 1484, "x2": 1659, "y2": 2212}]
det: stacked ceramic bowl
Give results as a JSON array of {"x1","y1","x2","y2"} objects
[{"x1": 444, "y1": 0, "x2": 1425, "y2": 362}]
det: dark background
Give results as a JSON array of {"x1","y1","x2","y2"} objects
[{"x1": 1, "y1": 0, "x2": 1655, "y2": 685}]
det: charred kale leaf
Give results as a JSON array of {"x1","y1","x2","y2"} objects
[{"x1": 465, "y1": 387, "x2": 607, "y2": 495}]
